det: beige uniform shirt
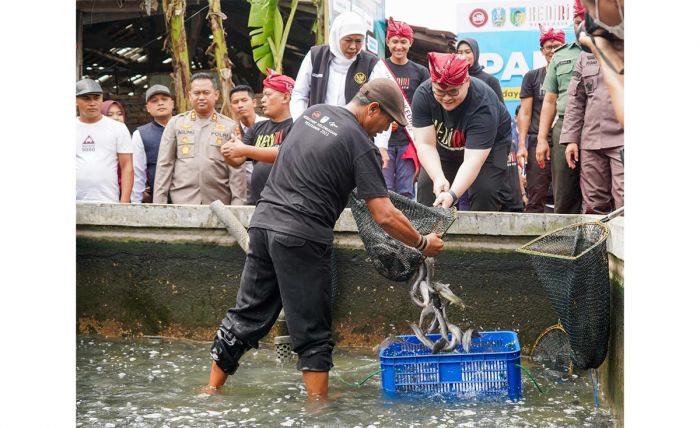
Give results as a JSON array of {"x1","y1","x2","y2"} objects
[
  {"x1": 560, "y1": 52, "x2": 624, "y2": 150},
  {"x1": 153, "y1": 110, "x2": 247, "y2": 205}
]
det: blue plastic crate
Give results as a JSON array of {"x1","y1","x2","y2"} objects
[{"x1": 379, "y1": 331, "x2": 522, "y2": 400}]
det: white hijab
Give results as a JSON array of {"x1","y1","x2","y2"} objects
[{"x1": 328, "y1": 11, "x2": 368, "y2": 70}]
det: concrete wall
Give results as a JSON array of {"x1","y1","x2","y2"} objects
[{"x1": 76, "y1": 202, "x2": 624, "y2": 424}]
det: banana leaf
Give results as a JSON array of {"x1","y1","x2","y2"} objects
[{"x1": 247, "y1": 0, "x2": 283, "y2": 75}]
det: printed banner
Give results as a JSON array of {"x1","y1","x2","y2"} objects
[{"x1": 456, "y1": 0, "x2": 576, "y2": 117}]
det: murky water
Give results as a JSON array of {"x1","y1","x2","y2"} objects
[{"x1": 77, "y1": 336, "x2": 614, "y2": 427}]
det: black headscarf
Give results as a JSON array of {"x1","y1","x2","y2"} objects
[{"x1": 456, "y1": 38, "x2": 483, "y2": 75}]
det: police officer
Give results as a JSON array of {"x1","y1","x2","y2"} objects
[
  {"x1": 153, "y1": 73, "x2": 247, "y2": 205},
  {"x1": 560, "y1": 51, "x2": 623, "y2": 214},
  {"x1": 534, "y1": 1, "x2": 585, "y2": 214}
]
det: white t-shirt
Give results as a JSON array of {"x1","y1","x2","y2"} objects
[
  {"x1": 76, "y1": 116, "x2": 133, "y2": 202},
  {"x1": 130, "y1": 130, "x2": 148, "y2": 203}
]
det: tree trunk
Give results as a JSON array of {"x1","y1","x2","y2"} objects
[
  {"x1": 163, "y1": 0, "x2": 191, "y2": 113},
  {"x1": 314, "y1": 0, "x2": 325, "y2": 46},
  {"x1": 207, "y1": 0, "x2": 235, "y2": 118}
]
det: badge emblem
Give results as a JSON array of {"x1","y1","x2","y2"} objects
[
  {"x1": 212, "y1": 113, "x2": 218, "y2": 121},
  {"x1": 215, "y1": 124, "x2": 226, "y2": 131},
  {"x1": 216, "y1": 138, "x2": 223, "y2": 145},
  {"x1": 182, "y1": 136, "x2": 189, "y2": 143},
  {"x1": 469, "y1": 8, "x2": 488, "y2": 28},
  {"x1": 510, "y1": 8, "x2": 526, "y2": 27},
  {"x1": 354, "y1": 72, "x2": 367, "y2": 84},
  {"x1": 491, "y1": 8, "x2": 506, "y2": 27},
  {"x1": 182, "y1": 146, "x2": 190, "y2": 155},
  {"x1": 312, "y1": 111, "x2": 322, "y2": 120},
  {"x1": 190, "y1": 111, "x2": 196, "y2": 120},
  {"x1": 181, "y1": 123, "x2": 192, "y2": 129}
]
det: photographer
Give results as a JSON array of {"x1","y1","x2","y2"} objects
[{"x1": 576, "y1": 0, "x2": 624, "y2": 127}]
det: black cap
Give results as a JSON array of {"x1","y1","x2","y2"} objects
[
  {"x1": 145, "y1": 84, "x2": 172, "y2": 102},
  {"x1": 76, "y1": 79, "x2": 103, "y2": 96},
  {"x1": 358, "y1": 78, "x2": 408, "y2": 126}
]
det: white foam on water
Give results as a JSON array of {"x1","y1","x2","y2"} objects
[
  {"x1": 280, "y1": 418, "x2": 296, "y2": 427},
  {"x1": 118, "y1": 373, "x2": 126, "y2": 378},
  {"x1": 143, "y1": 413, "x2": 163, "y2": 419}
]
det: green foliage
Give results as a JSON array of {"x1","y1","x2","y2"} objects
[{"x1": 247, "y1": 0, "x2": 298, "y2": 74}]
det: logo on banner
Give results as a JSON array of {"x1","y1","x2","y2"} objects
[
  {"x1": 469, "y1": 8, "x2": 488, "y2": 28},
  {"x1": 492, "y1": 8, "x2": 506, "y2": 27},
  {"x1": 510, "y1": 8, "x2": 526, "y2": 27},
  {"x1": 312, "y1": 111, "x2": 321, "y2": 120}
]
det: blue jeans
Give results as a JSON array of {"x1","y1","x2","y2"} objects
[{"x1": 382, "y1": 145, "x2": 416, "y2": 199}]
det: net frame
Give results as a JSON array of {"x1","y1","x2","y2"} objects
[{"x1": 517, "y1": 221, "x2": 611, "y2": 370}]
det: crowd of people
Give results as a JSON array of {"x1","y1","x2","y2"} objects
[{"x1": 75, "y1": 0, "x2": 624, "y2": 398}]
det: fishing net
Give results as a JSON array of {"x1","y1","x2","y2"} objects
[
  {"x1": 531, "y1": 324, "x2": 573, "y2": 375},
  {"x1": 517, "y1": 221, "x2": 610, "y2": 370},
  {"x1": 349, "y1": 190, "x2": 456, "y2": 282}
]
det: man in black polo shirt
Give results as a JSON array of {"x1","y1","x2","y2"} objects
[
  {"x1": 413, "y1": 52, "x2": 513, "y2": 210},
  {"x1": 206, "y1": 79, "x2": 444, "y2": 398}
]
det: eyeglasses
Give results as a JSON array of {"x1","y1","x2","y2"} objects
[
  {"x1": 541, "y1": 44, "x2": 563, "y2": 52},
  {"x1": 432, "y1": 85, "x2": 463, "y2": 98}
]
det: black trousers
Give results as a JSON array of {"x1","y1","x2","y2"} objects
[
  {"x1": 416, "y1": 161, "x2": 506, "y2": 211},
  {"x1": 212, "y1": 227, "x2": 335, "y2": 373},
  {"x1": 524, "y1": 133, "x2": 553, "y2": 213}
]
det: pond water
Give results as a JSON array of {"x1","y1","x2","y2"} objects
[{"x1": 77, "y1": 336, "x2": 614, "y2": 427}]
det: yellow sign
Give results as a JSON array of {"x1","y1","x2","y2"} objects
[
  {"x1": 354, "y1": 72, "x2": 367, "y2": 85},
  {"x1": 502, "y1": 87, "x2": 521, "y2": 101}
]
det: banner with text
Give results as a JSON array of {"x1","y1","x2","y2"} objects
[{"x1": 456, "y1": 0, "x2": 575, "y2": 117}]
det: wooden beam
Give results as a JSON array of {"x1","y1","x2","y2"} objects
[
  {"x1": 84, "y1": 48, "x2": 132, "y2": 65},
  {"x1": 77, "y1": 11, "x2": 84, "y2": 79}
]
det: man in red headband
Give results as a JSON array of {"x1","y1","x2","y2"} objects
[
  {"x1": 381, "y1": 17, "x2": 430, "y2": 200},
  {"x1": 220, "y1": 69, "x2": 296, "y2": 203},
  {"x1": 534, "y1": 2, "x2": 585, "y2": 214},
  {"x1": 412, "y1": 52, "x2": 514, "y2": 211},
  {"x1": 516, "y1": 26, "x2": 565, "y2": 212}
]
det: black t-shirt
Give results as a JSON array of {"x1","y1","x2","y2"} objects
[
  {"x1": 243, "y1": 117, "x2": 294, "y2": 204},
  {"x1": 250, "y1": 105, "x2": 388, "y2": 244},
  {"x1": 385, "y1": 59, "x2": 430, "y2": 147},
  {"x1": 519, "y1": 66, "x2": 547, "y2": 136},
  {"x1": 412, "y1": 77, "x2": 512, "y2": 170},
  {"x1": 470, "y1": 69, "x2": 505, "y2": 104}
]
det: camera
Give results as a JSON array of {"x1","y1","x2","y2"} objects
[{"x1": 575, "y1": 13, "x2": 619, "y2": 53}]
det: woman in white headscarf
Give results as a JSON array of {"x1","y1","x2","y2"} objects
[{"x1": 291, "y1": 11, "x2": 392, "y2": 159}]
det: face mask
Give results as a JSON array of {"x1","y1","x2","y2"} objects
[{"x1": 594, "y1": 0, "x2": 624, "y2": 39}]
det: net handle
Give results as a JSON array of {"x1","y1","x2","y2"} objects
[{"x1": 601, "y1": 206, "x2": 624, "y2": 223}]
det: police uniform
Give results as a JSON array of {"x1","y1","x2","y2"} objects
[
  {"x1": 560, "y1": 52, "x2": 624, "y2": 214},
  {"x1": 542, "y1": 42, "x2": 583, "y2": 214},
  {"x1": 153, "y1": 110, "x2": 247, "y2": 205}
]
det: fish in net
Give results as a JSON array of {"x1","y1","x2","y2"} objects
[
  {"x1": 517, "y1": 221, "x2": 611, "y2": 370},
  {"x1": 349, "y1": 190, "x2": 456, "y2": 282}
]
